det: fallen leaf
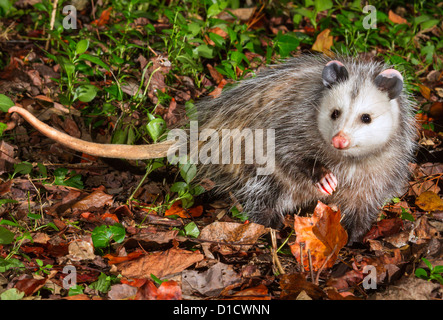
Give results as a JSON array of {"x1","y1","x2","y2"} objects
[
  {"x1": 101, "y1": 212, "x2": 119, "y2": 223},
  {"x1": 104, "y1": 250, "x2": 145, "y2": 264},
  {"x1": 206, "y1": 63, "x2": 224, "y2": 84},
  {"x1": 208, "y1": 79, "x2": 227, "y2": 98},
  {"x1": 92, "y1": 7, "x2": 112, "y2": 26},
  {"x1": 363, "y1": 218, "x2": 403, "y2": 242},
  {"x1": 135, "y1": 280, "x2": 182, "y2": 300},
  {"x1": 164, "y1": 201, "x2": 203, "y2": 218},
  {"x1": 415, "y1": 191, "x2": 443, "y2": 211},
  {"x1": 280, "y1": 273, "x2": 327, "y2": 300},
  {"x1": 199, "y1": 221, "x2": 267, "y2": 256},
  {"x1": 71, "y1": 190, "x2": 114, "y2": 211},
  {"x1": 68, "y1": 240, "x2": 96, "y2": 261},
  {"x1": 14, "y1": 278, "x2": 46, "y2": 296},
  {"x1": 217, "y1": 8, "x2": 255, "y2": 21},
  {"x1": 116, "y1": 247, "x2": 204, "y2": 279},
  {"x1": 108, "y1": 283, "x2": 137, "y2": 300},
  {"x1": 182, "y1": 262, "x2": 242, "y2": 297},
  {"x1": 290, "y1": 202, "x2": 348, "y2": 271},
  {"x1": 227, "y1": 284, "x2": 270, "y2": 300},
  {"x1": 312, "y1": 29, "x2": 333, "y2": 55},
  {"x1": 418, "y1": 84, "x2": 431, "y2": 100},
  {"x1": 388, "y1": 10, "x2": 408, "y2": 24}
]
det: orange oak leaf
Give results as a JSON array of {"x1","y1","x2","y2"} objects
[{"x1": 290, "y1": 201, "x2": 348, "y2": 271}]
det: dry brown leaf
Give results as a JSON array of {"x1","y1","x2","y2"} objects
[
  {"x1": 418, "y1": 84, "x2": 431, "y2": 100},
  {"x1": 116, "y1": 247, "x2": 204, "y2": 279},
  {"x1": 199, "y1": 221, "x2": 267, "y2": 255},
  {"x1": 206, "y1": 63, "x2": 224, "y2": 84},
  {"x1": 182, "y1": 262, "x2": 242, "y2": 297},
  {"x1": 71, "y1": 190, "x2": 114, "y2": 211},
  {"x1": 280, "y1": 273, "x2": 327, "y2": 300},
  {"x1": 311, "y1": 29, "x2": 333, "y2": 55},
  {"x1": 228, "y1": 284, "x2": 271, "y2": 300},
  {"x1": 217, "y1": 8, "x2": 255, "y2": 21},
  {"x1": 388, "y1": 10, "x2": 408, "y2": 24}
]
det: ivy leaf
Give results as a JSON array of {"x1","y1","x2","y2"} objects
[
  {"x1": 0, "y1": 226, "x2": 15, "y2": 244},
  {"x1": 0, "y1": 94, "x2": 14, "y2": 112}
]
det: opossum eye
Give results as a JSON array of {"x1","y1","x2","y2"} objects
[
  {"x1": 361, "y1": 114, "x2": 372, "y2": 124},
  {"x1": 331, "y1": 109, "x2": 341, "y2": 120}
]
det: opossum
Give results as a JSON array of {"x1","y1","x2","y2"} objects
[{"x1": 8, "y1": 54, "x2": 417, "y2": 242}]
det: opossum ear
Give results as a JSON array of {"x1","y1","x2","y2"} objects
[
  {"x1": 374, "y1": 69, "x2": 403, "y2": 99},
  {"x1": 322, "y1": 60, "x2": 349, "y2": 88}
]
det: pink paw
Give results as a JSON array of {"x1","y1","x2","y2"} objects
[{"x1": 315, "y1": 172, "x2": 338, "y2": 195}]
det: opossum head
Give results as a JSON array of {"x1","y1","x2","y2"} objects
[{"x1": 317, "y1": 60, "x2": 404, "y2": 158}]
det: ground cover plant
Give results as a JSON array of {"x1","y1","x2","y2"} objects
[{"x1": 0, "y1": 0, "x2": 442, "y2": 302}]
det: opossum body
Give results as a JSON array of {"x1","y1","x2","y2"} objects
[
  {"x1": 9, "y1": 55, "x2": 417, "y2": 242},
  {"x1": 197, "y1": 55, "x2": 417, "y2": 242}
]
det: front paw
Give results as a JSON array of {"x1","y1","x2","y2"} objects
[{"x1": 315, "y1": 172, "x2": 338, "y2": 195}]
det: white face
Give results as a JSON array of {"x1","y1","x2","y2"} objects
[{"x1": 317, "y1": 81, "x2": 400, "y2": 157}]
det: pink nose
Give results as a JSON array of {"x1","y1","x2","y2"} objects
[{"x1": 332, "y1": 131, "x2": 350, "y2": 149}]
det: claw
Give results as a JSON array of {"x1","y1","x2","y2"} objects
[{"x1": 316, "y1": 172, "x2": 338, "y2": 195}]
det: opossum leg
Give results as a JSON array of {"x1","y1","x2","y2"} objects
[{"x1": 299, "y1": 159, "x2": 337, "y2": 195}]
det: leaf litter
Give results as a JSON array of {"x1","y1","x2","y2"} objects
[{"x1": 0, "y1": 2, "x2": 442, "y2": 302}]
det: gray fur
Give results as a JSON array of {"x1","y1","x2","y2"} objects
[{"x1": 196, "y1": 54, "x2": 417, "y2": 242}]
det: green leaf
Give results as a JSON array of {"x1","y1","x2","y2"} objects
[
  {"x1": 37, "y1": 163, "x2": 47, "y2": 178},
  {"x1": 415, "y1": 268, "x2": 428, "y2": 279},
  {"x1": 109, "y1": 223, "x2": 126, "y2": 243},
  {"x1": 0, "y1": 94, "x2": 14, "y2": 112},
  {"x1": 184, "y1": 222, "x2": 200, "y2": 238},
  {"x1": 314, "y1": 0, "x2": 333, "y2": 12},
  {"x1": 68, "y1": 285, "x2": 84, "y2": 296},
  {"x1": 207, "y1": 3, "x2": 221, "y2": 18},
  {"x1": 170, "y1": 181, "x2": 188, "y2": 193},
  {"x1": 91, "y1": 225, "x2": 110, "y2": 248},
  {"x1": 0, "y1": 288, "x2": 25, "y2": 300},
  {"x1": 73, "y1": 84, "x2": 98, "y2": 103},
  {"x1": 422, "y1": 257, "x2": 433, "y2": 270},
  {"x1": 146, "y1": 118, "x2": 166, "y2": 143},
  {"x1": 190, "y1": 184, "x2": 205, "y2": 196},
  {"x1": 13, "y1": 161, "x2": 33, "y2": 176},
  {"x1": 432, "y1": 266, "x2": 443, "y2": 274},
  {"x1": 180, "y1": 163, "x2": 197, "y2": 184},
  {"x1": 400, "y1": 207, "x2": 414, "y2": 222},
  {"x1": 127, "y1": 127, "x2": 136, "y2": 145},
  {"x1": 0, "y1": 219, "x2": 20, "y2": 227},
  {"x1": 0, "y1": 199, "x2": 19, "y2": 207},
  {"x1": 0, "y1": 226, "x2": 15, "y2": 244},
  {"x1": 194, "y1": 44, "x2": 214, "y2": 59},
  {"x1": 0, "y1": 257, "x2": 24, "y2": 273},
  {"x1": 75, "y1": 39, "x2": 89, "y2": 55},
  {"x1": 209, "y1": 32, "x2": 225, "y2": 47},
  {"x1": 58, "y1": 56, "x2": 75, "y2": 78},
  {"x1": 78, "y1": 53, "x2": 110, "y2": 71},
  {"x1": 111, "y1": 127, "x2": 128, "y2": 144},
  {"x1": 420, "y1": 19, "x2": 439, "y2": 30},
  {"x1": 28, "y1": 213, "x2": 42, "y2": 220},
  {"x1": 89, "y1": 273, "x2": 112, "y2": 293},
  {"x1": 91, "y1": 224, "x2": 126, "y2": 249}
]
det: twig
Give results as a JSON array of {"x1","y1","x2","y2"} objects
[
  {"x1": 45, "y1": 0, "x2": 59, "y2": 51},
  {"x1": 308, "y1": 249, "x2": 314, "y2": 282},
  {"x1": 271, "y1": 229, "x2": 285, "y2": 275},
  {"x1": 314, "y1": 245, "x2": 338, "y2": 285}
]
